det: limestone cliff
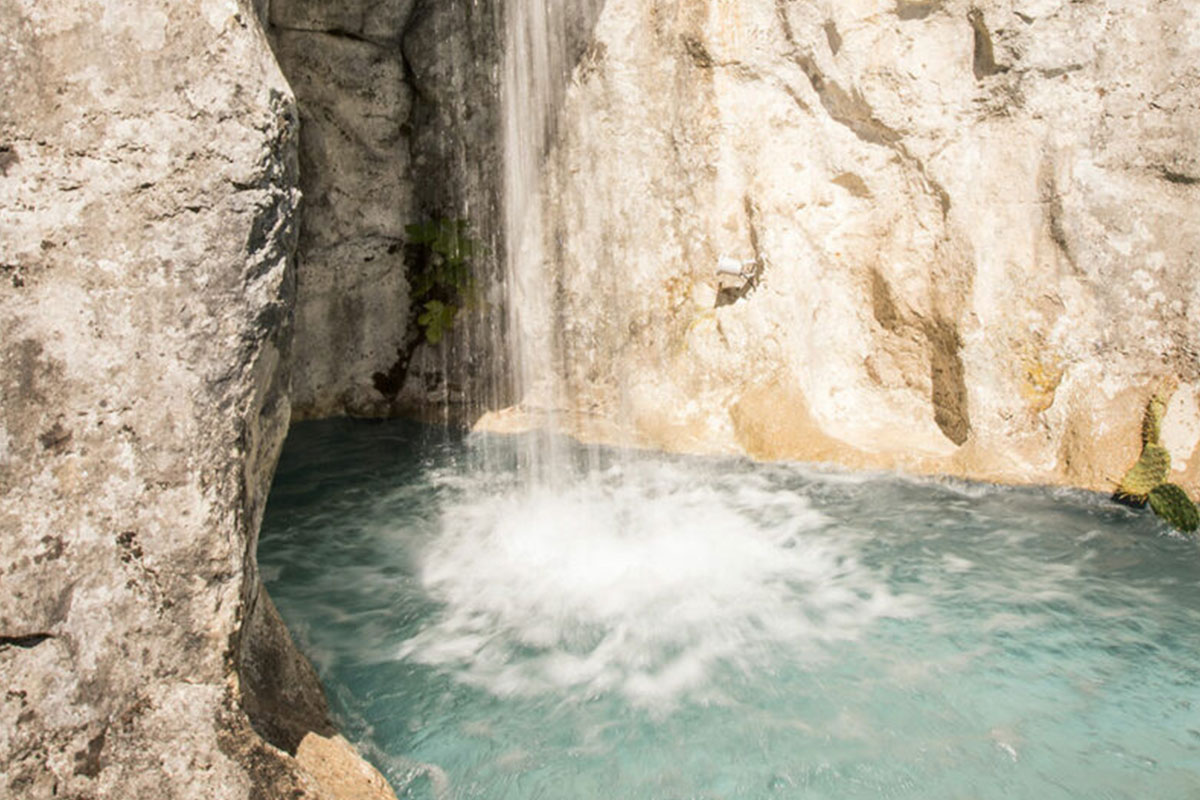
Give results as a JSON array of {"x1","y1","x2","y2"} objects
[
  {"x1": 263, "y1": 0, "x2": 1200, "y2": 496},
  {"x1": 268, "y1": 0, "x2": 419, "y2": 418},
  {"x1": 529, "y1": 0, "x2": 1200, "y2": 496},
  {"x1": 0, "y1": 1, "x2": 391, "y2": 797}
]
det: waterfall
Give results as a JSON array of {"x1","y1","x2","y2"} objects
[{"x1": 497, "y1": 0, "x2": 574, "y2": 479}]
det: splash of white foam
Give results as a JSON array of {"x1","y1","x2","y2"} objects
[{"x1": 397, "y1": 461, "x2": 922, "y2": 708}]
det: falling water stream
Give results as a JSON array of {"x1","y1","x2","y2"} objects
[{"x1": 495, "y1": 0, "x2": 574, "y2": 483}]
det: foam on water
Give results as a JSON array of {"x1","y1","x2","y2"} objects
[{"x1": 399, "y1": 460, "x2": 920, "y2": 707}]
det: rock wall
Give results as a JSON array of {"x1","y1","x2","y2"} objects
[
  {"x1": 271, "y1": 0, "x2": 609, "y2": 421},
  {"x1": 0, "y1": 1, "x2": 391, "y2": 797},
  {"x1": 267, "y1": 0, "x2": 418, "y2": 418},
  {"x1": 2, "y1": 0, "x2": 1194, "y2": 793},
  {"x1": 270, "y1": 0, "x2": 511, "y2": 420},
  {"x1": 532, "y1": 0, "x2": 1200, "y2": 495}
]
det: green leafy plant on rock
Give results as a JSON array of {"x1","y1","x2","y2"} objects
[
  {"x1": 404, "y1": 218, "x2": 480, "y2": 345},
  {"x1": 416, "y1": 299, "x2": 457, "y2": 346},
  {"x1": 371, "y1": 218, "x2": 484, "y2": 399},
  {"x1": 1115, "y1": 384, "x2": 1199, "y2": 534}
]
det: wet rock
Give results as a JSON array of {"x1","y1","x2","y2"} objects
[{"x1": 270, "y1": 0, "x2": 509, "y2": 418}]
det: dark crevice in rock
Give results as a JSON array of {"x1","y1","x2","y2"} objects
[
  {"x1": 0, "y1": 143, "x2": 17, "y2": 175},
  {"x1": 795, "y1": 55, "x2": 903, "y2": 147},
  {"x1": 372, "y1": 322, "x2": 424, "y2": 400},
  {"x1": 2, "y1": 261, "x2": 26, "y2": 288},
  {"x1": 72, "y1": 727, "x2": 107, "y2": 778},
  {"x1": 682, "y1": 35, "x2": 714, "y2": 68},
  {"x1": 271, "y1": 23, "x2": 394, "y2": 48},
  {"x1": 1160, "y1": 167, "x2": 1199, "y2": 186},
  {"x1": 33, "y1": 535, "x2": 65, "y2": 564},
  {"x1": 968, "y1": 9, "x2": 1002, "y2": 80},
  {"x1": 865, "y1": 271, "x2": 971, "y2": 446},
  {"x1": 896, "y1": 1, "x2": 941, "y2": 21},
  {"x1": 37, "y1": 420, "x2": 72, "y2": 452},
  {"x1": 0, "y1": 633, "x2": 53, "y2": 649},
  {"x1": 870, "y1": 269, "x2": 903, "y2": 333},
  {"x1": 822, "y1": 21, "x2": 841, "y2": 55},
  {"x1": 924, "y1": 319, "x2": 971, "y2": 446}
]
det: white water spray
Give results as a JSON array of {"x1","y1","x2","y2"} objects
[
  {"x1": 399, "y1": 458, "x2": 923, "y2": 709},
  {"x1": 431, "y1": 0, "x2": 919, "y2": 714}
]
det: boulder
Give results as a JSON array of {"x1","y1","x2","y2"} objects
[{"x1": 0, "y1": 1, "x2": 392, "y2": 797}]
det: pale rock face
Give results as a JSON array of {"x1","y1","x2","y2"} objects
[
  {"x1": 0, "y1": 1, "x2": 392, "y2": 798},
  {"x1": 534, "y1": 0, "x2": 1200, "y2": 494}
]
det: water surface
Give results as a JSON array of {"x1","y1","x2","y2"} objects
[{"x1": 259, "y1": 418, "x2": 1200, "y2": 799}]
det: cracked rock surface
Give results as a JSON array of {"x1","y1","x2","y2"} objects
[
  {"x1": 269, "y1": 0, "x2": 512, "y2": 418},
  {"x1": 535, "y1": 0, "x2": 1200, "y2": 494},
  {"x1": 268, "y1": 0, "x2": 418, "y2": 418}
]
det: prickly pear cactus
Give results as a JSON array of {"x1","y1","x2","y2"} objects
[
  {"x1": 1117, "y1": 443, "x2": 1172, "y2": 500},
  {"x1": 1142, "y1": 391, "x2": 1171, "y2": 446},
  {"x1": 1148, "y1": 483, "x2": 1200, "y2": 533}
]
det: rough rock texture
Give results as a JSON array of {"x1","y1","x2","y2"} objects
[
  {"x1": 294, "y1": 733, "x2": 398, "y2": 800},
  {"x1": 270, "y1": 0, "x2": 511, "y2": 419},
  {"x1": 268, "y1": 0, "x2": 417, "y2": 419},
  {"x1": 526, "y1": 0, "x2": 1200, "y2": 495},
  {"x1": 394, "y1": 0, "x2": 511, "y2": 416},
  {"x1": 0, "y1": 1, "x2": 393, "y2": 797}
]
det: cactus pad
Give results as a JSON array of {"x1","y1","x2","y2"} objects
[
  {"x1": 1148, "y1": 483, "x2": 1199, "y2": 533},
  {"x1": 1142, "y1": 393, "x2": 1169, "y2": 446},
  {"x1": 1117, "y1": 443, "x2": 1171, "y2": 499}
]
